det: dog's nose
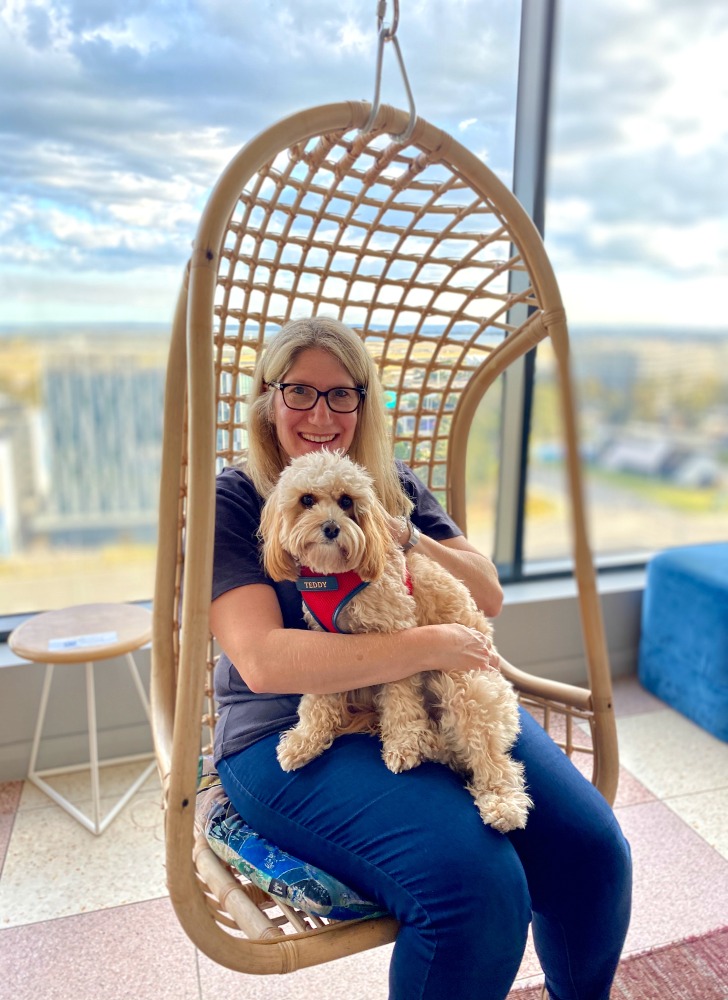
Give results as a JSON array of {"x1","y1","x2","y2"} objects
[{"x1": 322, "y1": 520, "x2": 340, "y2": 540}]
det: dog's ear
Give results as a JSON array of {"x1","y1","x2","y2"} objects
[
  {"x1": 260, "y1": 498, "x2": 298, "y2": 582},
  {"x1": 357, "y1": 499, "x2": 391, "y2": 582}
]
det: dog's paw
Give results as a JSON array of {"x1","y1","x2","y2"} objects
[
  {"x1": 382, "y1": 728, "x2": 442, "y2": 773},
  {"x1": 415, "y1": 728, "x2": 444, "y2": 763},
  {"x1": 276, "y1": 745, "x2": 304, "y2": 772},
  {"x1": 276, "y1": 732, "x2": 318, "y2": 772},
  {"x1": 382, "y1": 745, "x2": 423, "y2": 773},
  {"x1": 472, "y1": 789, "x2": 532, "y2": 833}
]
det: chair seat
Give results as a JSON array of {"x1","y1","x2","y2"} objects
[{"x1": 196, "y1": 756, "x2": 386, "y2": 921}]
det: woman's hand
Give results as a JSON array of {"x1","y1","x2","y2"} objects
[
  {"x1": 436, "y1": 624, "x2": 501, "y2": 674},
  {"x1": 386, "y1": 513, "x2": 411, "y2": 548}
]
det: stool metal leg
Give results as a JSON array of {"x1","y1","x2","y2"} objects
[
  {"x1": 94, "y1": 651, "x2": 156, "y2": 834},
  {"x1": 28, "y1": 660, "x2": 99, "y2": 834},
  {"x1": 27, "y1": 652, "x2": 157, "y2": 836},
  {"x1": 86, "y1": 659, "x2": 102, "y2": 834},
  {"x1": 28, "y1": 663, "x2": 55, "y2": 777},
  {"x1": 125, "y1": 651, "x2": 152, "y2": 720},
  {"x1": 96, "y1": 758, "x2": 157, "y2": 834}
]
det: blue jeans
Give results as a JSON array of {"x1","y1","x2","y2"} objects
[{"x1": 218, "y1": 707, "x2": 632, "y2": 1000}]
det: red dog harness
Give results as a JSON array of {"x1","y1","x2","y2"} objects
[
  {"x1": 297, "y1": 566, "x2": 414, "y2": 634},
  {"x1": 297, "y1": 567, "x2": 369, "y2": 633}
]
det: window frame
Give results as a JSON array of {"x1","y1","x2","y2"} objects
[{"x1": 494, "y1": 0, "x2": 557, "y2": 583}]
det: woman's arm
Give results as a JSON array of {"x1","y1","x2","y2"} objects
[
  {"x1": 391, "y1": 519, "x2": 503, "y2": 617},
  {"x1": 418, "y1": 534, "x2": 503, "y2": 617},
  {"x1": 210, "y1": 583, "x2": 497, "y2": 695}
]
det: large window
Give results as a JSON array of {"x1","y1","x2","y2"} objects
[
  {"x1": 2, "y1": 1, "x2": 725, "y2": 620},
  {"x1": 527, "y1": 0, "x2": 728, "y2": 568}
]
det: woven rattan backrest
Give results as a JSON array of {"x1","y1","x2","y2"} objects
[{"x1": 211, "y1": 107, "x2": 562, "y2": 519}]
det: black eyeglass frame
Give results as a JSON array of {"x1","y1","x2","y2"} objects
[{"x1": 267, "y1": 381, "x2": 367, "y2": 413}]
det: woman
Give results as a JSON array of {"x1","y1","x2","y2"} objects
[{"x1": 211, "y1": 316, "x2": 632, "y2": 1000}]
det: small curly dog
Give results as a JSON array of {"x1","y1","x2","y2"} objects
[{"x1": 260, "y1": 450, "x2": 532, "y2": 832}]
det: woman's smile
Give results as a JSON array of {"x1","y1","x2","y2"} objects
[{"x1": 271, "y1": 347, "x2": 360, "y2": 459}]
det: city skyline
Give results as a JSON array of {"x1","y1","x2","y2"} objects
[
  {"x1": 1, "y1": 323, "x2": 725, "y2": 540},
  {"x1": 1, "y1": 320, "x2": 726, "y2": 614}
]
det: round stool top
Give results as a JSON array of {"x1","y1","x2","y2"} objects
[{"x1": 8, "y1": 603, "x2": 152, "y2": 664}]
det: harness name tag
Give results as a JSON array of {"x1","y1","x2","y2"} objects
[{"x1": 296, "y1": 576, "x2": 339, "y2": 592}]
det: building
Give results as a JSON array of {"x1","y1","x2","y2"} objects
[{"x1": 32, "y1": 337, "x2": 167, "y2": 546}]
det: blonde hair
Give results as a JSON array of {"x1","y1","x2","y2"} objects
[{"x1": 245, "y1": 317, "x2": 411, "y2": 516}]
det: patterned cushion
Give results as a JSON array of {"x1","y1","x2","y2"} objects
[{"x1": 195, "y1": 756, "x2": 386, "y2": 921}]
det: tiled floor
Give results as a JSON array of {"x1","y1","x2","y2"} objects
[{"x1": 1, "y1": 676, "x2": 727, "y2": 999}]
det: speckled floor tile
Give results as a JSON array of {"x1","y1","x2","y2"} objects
[
  {"x1": 199, "y1": 941, "x2": 546, "y2": 999},
  {"x1": 18, "y1": 760, "x2": 160, "y2": 813},
  {"x1": 197, "y1": 925, "x2": 544, "y2": 999},
  {"x1": 665, "y1": 787, "x2": 728, "y2": 860},
  {"x1": 512, "y1": 928, "x2": 544, "y2": 989},
  {"x1": 2, "y1": 673, "x2": 726, "y2": 999},
  {"x1": 0, "y1": 787, "x2": 166, "y2": 928},
  {"x1": 611, "y1": 767, "x2": 656, "y2": 809},
  {"x1": 0, "y1": 897, "x2": 198, "y2": 1000},
  {"x1": 0, "y1": 813, "x2": 15, "y2": 872},
  {"x1": 0, "y1": 780, "x2": 23, "y2": 813},
  {"x1": 611, "y1": 675, "x2": 666, "y2": 717},
  {"x1": 615, "y1": 798, "x2": 728, "y2": 955},
  {"x1": 198, "y1": 939, "x2": 394, "y2": 1000},
  {"x1": 616, "y1": 709, "x2": 728, "y2": 799}
]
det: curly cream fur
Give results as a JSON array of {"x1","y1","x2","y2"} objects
[{"x1": 261, "y1": 450, "x2": 532, "y2": 832}]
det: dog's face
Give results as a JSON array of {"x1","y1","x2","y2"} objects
[{"x1": 260, "y1": 451, "x2": 392, "y2": 582}]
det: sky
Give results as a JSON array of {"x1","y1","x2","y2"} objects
[{"x1": 1, "y1": 0, "x2": 726, "y2": 330}]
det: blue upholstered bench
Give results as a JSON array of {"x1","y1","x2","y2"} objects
[{"x1": 639, "y1": 543, "x2": 728, "y2": 741}]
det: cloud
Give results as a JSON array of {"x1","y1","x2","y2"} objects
[
  {"x1": 557, "y1": 264, "x2": 726, "y2": 328},
  {"x1": 544, "y1": 0, "x2": 728, "y2": 306},
  {"x1": 0, "y1": 0, "x2": 725, "y2": 325},
  {"x1": 0, "y1": 262, "x2": 183, "y2": 323}
]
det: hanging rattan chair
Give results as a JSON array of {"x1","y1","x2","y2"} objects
[{"x1": 151, "y1": 100, "x2": 618, "y2": 975}]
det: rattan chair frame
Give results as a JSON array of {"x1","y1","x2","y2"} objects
[{"x1": 151, "y1": 101, "x2": 618, "y2": 975}]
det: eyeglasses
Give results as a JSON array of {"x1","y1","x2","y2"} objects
[{"x1": 267, "y1": 381, "x2": 366, "y2": 413}]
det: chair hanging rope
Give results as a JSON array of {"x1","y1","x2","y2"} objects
[{"x1": 361, "y1": 0, "x2": 416, "y2": 142}]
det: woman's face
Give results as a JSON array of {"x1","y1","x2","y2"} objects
[{"x1": 270, "y1": 347, "x2": 361, "y2": 460}]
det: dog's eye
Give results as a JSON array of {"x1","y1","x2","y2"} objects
[
  {"x1": 300, "y1": 494, "x2": 316, "y2": 508},
  {"x1": 338, "y1": 495, "x2": 353, "y2": 510}
]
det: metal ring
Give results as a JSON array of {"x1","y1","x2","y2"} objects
[
  {"x1": 376, "y1": 0, "x2": 399, "y2": 37},
  {"x1": 361, "y1": 21, "x2": 416, "y2": 144}
]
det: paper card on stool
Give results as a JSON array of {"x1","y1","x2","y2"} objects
[{"x1": 48, "y1": 631, "x2": 119, "y2": 651}]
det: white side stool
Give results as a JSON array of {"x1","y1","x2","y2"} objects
[{"x1": 9, "y1": 602, "x2": 157, "y2": 836}]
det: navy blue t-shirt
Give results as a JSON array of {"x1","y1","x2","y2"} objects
[{"x1": 212, "y1": 460, "x2": 462, "y2": 762}]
